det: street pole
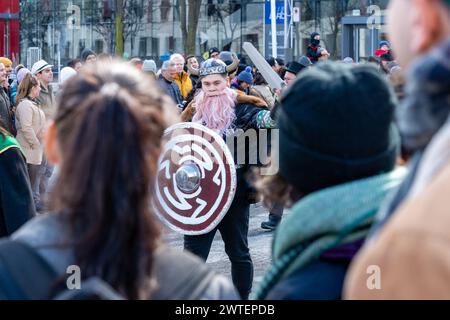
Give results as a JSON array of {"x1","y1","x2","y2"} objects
[
  {"x1": 5, "y1": 17, "x2": 9, "y2": 58},
  {"x1": 284, "y1": 0, "x2": 288, "y2": 49},
  {"x1": 270, "y1": 0, "x2": 277, "y2": 58},
  {"x1": 57, "y1": 31, "x2": 61, "y2": 82},
  {"x1": 290, "y1": 0, "x2": 294, "y2": 52}
]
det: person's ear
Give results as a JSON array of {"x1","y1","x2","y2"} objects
[
  {"x1": 411, "y1": 0, "x2": 443, "y2": 54},
  {"x1": 44, "y1": 121, "x2": 60, "y2": 165}
]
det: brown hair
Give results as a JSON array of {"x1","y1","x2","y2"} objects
[
  {"x1": 15, "y1": 73, "x2": 39, "y2": 107},
  {"x1": 51, "y1": 61, "x2": 177, "y2": 299},
  {"x1": 253, "y1": 170, "x2": 301, "y2": 209}
]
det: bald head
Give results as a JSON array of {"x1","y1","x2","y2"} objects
[{"x1": 388, "y1": 0, "x2": 450, "y2": 69}]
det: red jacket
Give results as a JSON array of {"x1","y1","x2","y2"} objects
[{"x1": 374, "y1": 49, "x2": 388, "y2": 57}]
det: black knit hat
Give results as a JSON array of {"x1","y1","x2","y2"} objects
[
  {"x1": 81, "y1": 48, "x2": 96, "y2": 62},
  {"x1": 278, "y1": 62, "x2": 399, "y2": 194},
  {"x1": 310, "y1": 32, "x2": 320, "y2": 42},
  {"x1": 208, "y1": 47, "x2": 220, "y2": 57}
]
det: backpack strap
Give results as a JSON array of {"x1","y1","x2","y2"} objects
[
  {"x1": 151, "y1": 248, "x2": 216, "y2": 300},
  {"x1": 0, "y1": 239, "x2": 58, "y2": 299}
]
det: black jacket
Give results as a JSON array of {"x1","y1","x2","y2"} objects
[
  {"x1": 266, "y1": 258, "x2": 350, "y2": 300},
  {"x1": 307, "y1": 44, "x2": 322, "y2": 63},
  {"x1": 0, "y1": 147, "x2": 35, "y2": 237},
  {"x1": 0, "y1": 89, "x2": 12, "y2": 135},
  {"x1": 158, "y1": 74, "x2": 184, "y2": 108},
  {"x1": 227, "y1": 103, "x2": 276, "y2": 199}
]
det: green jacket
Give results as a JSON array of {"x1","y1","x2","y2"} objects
[{"x1": 0, "y1": 133, "x2": 21, "y2": 155}]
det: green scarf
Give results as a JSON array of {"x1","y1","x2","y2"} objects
[
  {"x1": 253, "y1": 167, "x2": 407, "y2": 299},
  {"x1": 0, "y1": 133, "x2": 22, "y2": 155}
]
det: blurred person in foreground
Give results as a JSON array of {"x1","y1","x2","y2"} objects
[
  {"x1": 0, "y1": 123, "x2": 35, "y2": 237},
  {"x1": 1, "y1": 61, "x2": 238, "y2": 300},
  {"x1": 253, "y1": 62, "x2": 404, "y2": 300},
  {"x1": 345, "y1": 0, "x2": 450, "y2": 299}
]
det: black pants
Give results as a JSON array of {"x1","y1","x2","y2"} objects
[
  {"x1": 268, "y1": 203, "x2": 284, "y2": 221},
  {"x1": 184, "y1": 195, "x2": 254, "y2": 300}
]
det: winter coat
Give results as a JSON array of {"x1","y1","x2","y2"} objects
[
  {"x1": 255, "y1": 168, "x2": 406, "y2": 300},
  {"x1": 307, "y1": 44, "x2": 321, "y2": 63},
  {"x1": 250, "y1": 85, "x2": 275, "y2": 110},
  {"x1": 374, "y1": 49, "x2": 389, "y2": 57},
  {"x1": 11, "y1": 213, "x2": 239, "y2": 299},
  {"x1": 9, "y1": 81, "x2": 18, "y2": 106},
  {"x1": 345, "y1": 61, "x2": 450, "y2": 298},
  {"x1": 173, "y1": 71, "x2": 193, "y2": 100},
  {"x1": 15, "y1": 98, "x2": 46, "y2": 165},
  {"x1": 36, "y1": 84, "x2": 55, "y2": 122},
  {"x1": 158, "y1": 74, "x2": 184, "y2": 108},
  {"x1": 189, "y1": 74, "x2": 199, "y2": 88},
  {"x1": 0, "y1": 133, "x2": 35, "y2": 237},
  {"x1": 344, "y1": 161, "x2": 450, "y2": 299},
  {"x1": 0, "y1": 89, "x2": 12, "y2": 134}
]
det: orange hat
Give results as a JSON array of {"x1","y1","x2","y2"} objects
[{"x1": 0, "y1": 57, "x2": 12, "y2": 67}]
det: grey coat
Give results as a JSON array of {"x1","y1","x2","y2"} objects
[{"x1": 12, "y1": 213, "x2": 239, "y2": 300}]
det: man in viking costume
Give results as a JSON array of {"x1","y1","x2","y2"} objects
[{"x1": 181, "y1": 59, "x2": 275, "y2": 299}]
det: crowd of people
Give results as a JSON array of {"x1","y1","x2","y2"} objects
[{"x1": 0, "y1": 0, "x2": 449, "y2": 300}]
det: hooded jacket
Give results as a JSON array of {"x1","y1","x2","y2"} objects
[
  {"x1": 307, "y1": 32, "x2": 322, "y2": 63},
  {"x1": 173, "y1": 71, "x2": 193, "y2": 100}
]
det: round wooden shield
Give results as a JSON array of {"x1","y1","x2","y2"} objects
[{"x1": 154, "y1": 122, "x2": 237, "y2": 235}]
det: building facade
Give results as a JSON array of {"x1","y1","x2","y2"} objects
[
  {"x1": 11, "y1": 0, "x2": 389, "y2": 69},
  {"x1": 0, "y1": 0, "x2": 19, "y2": 61}
]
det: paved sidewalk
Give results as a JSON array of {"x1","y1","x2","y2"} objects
[{"x1": 162, "y1": 203, "x2": 283, "y2": 297}]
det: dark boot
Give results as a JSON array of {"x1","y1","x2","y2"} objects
[{"x1": 261, "y1": 214, "x2": 281, "y2": 231}]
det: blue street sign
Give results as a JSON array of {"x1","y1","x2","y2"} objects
[
  {"x1": 264, "y1": 0, "x2": 292, "y2": 58},
  {"x1": 264, "y1": 0, "x2": 291, "y2": 25}
]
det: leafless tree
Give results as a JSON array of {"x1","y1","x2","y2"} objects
[
  {"x1": 92, "y1": 1, "x2": 115, "y2": 53},
  {"x1": 207, "y1": 0, "x2": 241, "y2": 51},
  {"x1": 180, "y1": 0, "x2": 203, "y2": 54},
  {"x1": 324, "y1": 0, "x2": 351, "y2": 58},
  {"x1": 123, "y1": 0, "x2": 146, "y2": 55}
]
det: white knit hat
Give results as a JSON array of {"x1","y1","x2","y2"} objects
[{"x1": 59, "y1": 67, "x2": 77, "y2": 85}]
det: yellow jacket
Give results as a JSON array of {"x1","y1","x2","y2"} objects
[{"x1": 174, "y1": 71, "x2": 193, "y2": 100}]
